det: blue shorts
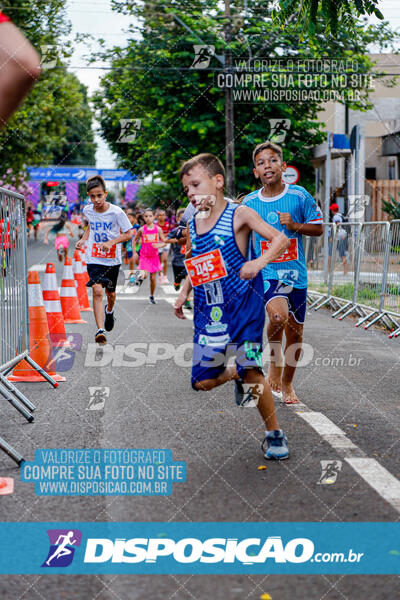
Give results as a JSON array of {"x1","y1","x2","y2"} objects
[
  {"x1": 264, "y1": 279, "x2": 307, "y2": 325},
  {"x1": 191, "y1": 275, "x2": 265, "y2": 389}
]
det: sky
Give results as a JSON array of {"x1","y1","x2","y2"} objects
[{"x1": 66, "y1": 0, "x2": 400, "y2": 169}]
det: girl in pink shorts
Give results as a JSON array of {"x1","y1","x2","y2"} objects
[
  {"x1": 134, "y1": 208, "x2": 167, "y2": 304},
  {"x1": 44, "y1": 212, "x2": 74, "y2": 262}
]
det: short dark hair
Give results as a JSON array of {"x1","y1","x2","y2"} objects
[
  {"x1": 253, "y1": 141, "x2": 283, "y2": 164},
  {"x1": 144, "y1": 207, "x2": 153, "y2": 214},
  {"x1": 86, "y1": 175, "x2": 106, "y2": 192},
  {"x1": 180, "y1": 153, "x2": 225, "y2": 180}
]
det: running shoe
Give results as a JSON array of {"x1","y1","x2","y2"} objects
[
  {"x1": 149, "y1": 296, "x2": 157, "y2": 304},
  {"x1": 161, "y1": 275, "x2": 170, "y2": 285},
  {"x1": 261, "y1": 430, "x2": 289, "y2": 460},
  {"x1": 234, "y1": 379, "x2": 257, "y2": 407},
  {"x1": 174, "y1": 282, "x2": 181, "y2": 292},
  {"x1": 104, "y1": 307, "x2": 115, "y2": 331},
  {"x1": 129, "y1": 274, "x2": 136, "y2": 284},
  {"x1": 184, "y1": 300, "x2": 192, "y2": 310},
  {"x1": 95, "y1": 328, "x2": 107, "y2": 345}
]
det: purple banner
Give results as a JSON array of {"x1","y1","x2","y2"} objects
[
  {"x1": 26, "y1": 181, "x2": 41, "y2": 207},
  {"x1": 125, "y1": 183, "x2": 139, "y2": 203},
  {"x1": 65, "y1": 182, "x2": 79, "y2": 204}
]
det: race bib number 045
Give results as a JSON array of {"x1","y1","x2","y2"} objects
[
  {"x1": 91, "y1": 243, "x2": 116, "y2": 259},
  {"x1": 185, "y1": 249, "x2": 227, "y2": 287},
  {"x1": 260, "y1": 238, "x2": 298, "y2": 263}
]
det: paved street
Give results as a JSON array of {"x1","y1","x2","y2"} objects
[{"x1": 0, "y1": 231, "x2": 399, "y2": 599}]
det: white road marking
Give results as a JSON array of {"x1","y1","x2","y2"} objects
[
  {"x1": 288, "y1": 404, "x2": 400, "y2": 513},
  {"x1": 345, "y1": 458, "x2": 400, "y2": 513}
]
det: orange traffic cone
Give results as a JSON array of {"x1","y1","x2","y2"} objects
[
  {"x1": 8, "y1": 271, "x2": 66, "y2": 383},
  {"x1": 43, "y1": 263, "x2": 73, "y2": 347},
  {"x1": 80, "y1": 246, "x2": 90, "y2": 284},
  {"x1": 73, "y1": 250, "x2": 92, "y2": 311},
  {"x1": 60, "y1": 258, "x2": 87, "y2": 324}
]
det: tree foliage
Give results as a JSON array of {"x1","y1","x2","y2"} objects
[
  {"x1": 94, "y1": 1, "x2": 397, "y2": 201},
  {"x1": 0, "y1": 0, "x2": 96, "y2": 176},
  {"x1": 276, "y1": 0, "x2": 384, "y2": 35}
]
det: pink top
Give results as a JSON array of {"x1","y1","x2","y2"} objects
[{"x1": 140, "y1": 224, "x2": 159, "y2": 258}]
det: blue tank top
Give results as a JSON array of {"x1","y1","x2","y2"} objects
[{"x1": 189, "y1": 202, "x2": 264, "y2": 337}]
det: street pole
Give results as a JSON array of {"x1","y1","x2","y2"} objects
[
  {"x1": 224, "y1": 0, "x2": 235, "y2": 197},
  {"x1": 323, "y1": 132, "x2": 332, "y2": 283}
]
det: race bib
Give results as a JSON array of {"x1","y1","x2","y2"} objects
[
  {"x1": 91, "y1": 243, "x2": 116, "y2": 259},
  {"x1": 185, "y1": 249, "x2": 227, "y2": 287},
  {"x1": 143, "y1": 232, "x2": 159, "y2": 244},
  {"x1": 260, "y1": 238, "x2": 298, "y2": 263}
]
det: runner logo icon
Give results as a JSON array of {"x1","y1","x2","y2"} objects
[{"x1": 42, "y1": 529, "x2": 82, "y2": 567}]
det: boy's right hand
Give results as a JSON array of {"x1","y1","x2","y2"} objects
[
  {"x1": 75, "y1": 239, "x2": 84, "y2": 250},
  {"x1": 174, "y1": 293, "x2": 187, "y2": 319}
]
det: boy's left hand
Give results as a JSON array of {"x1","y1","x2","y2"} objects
[
  {"x1": 277, "y1": 211, "x2": 295, "y2": 230},
  {"x1": 100, "y1": 240, "x2": 114, "y2": 252},
  {"x1": 240, "y1": 259, "x2": 261, "y2": 280}
]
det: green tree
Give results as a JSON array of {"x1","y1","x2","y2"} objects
[
  {"x1": 276, "y1": 0, "x2": 384, "y2": 35},
  {"x1": 0, "y1": 0, "x2": 96, "y2": 177},
  {"x1": 94, "y1": 0, "x2": 397, "y2": 201}
]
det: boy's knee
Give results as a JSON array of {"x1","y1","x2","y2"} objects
[
  {"x1": 92, "y1": 285, "x2": 103, "y2": 298},
  {"x1": 269, "y1": 312, "x2": 288, "y2": 327}
]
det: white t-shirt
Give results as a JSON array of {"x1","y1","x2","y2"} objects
[{"x1": 83, "y1": 203, "x2": 132, "y2": 266}]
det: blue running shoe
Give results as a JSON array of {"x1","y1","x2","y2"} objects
[
  {"x1": 262, "y1": 430, "x2": 289, "y2": 460},
  {"x1": 234, "y1": 379, "x2": 257, "y2": 407}
]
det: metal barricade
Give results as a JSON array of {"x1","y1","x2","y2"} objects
[
  {"x1": 384, "y1": 220, "x2": 400, "y2": 337},
  {"x1": 305, "y1": 227, "x2": 328, "y2": 308},
  {"x1": 0, "y1": 188, "x2": 57, "y2": 465}
]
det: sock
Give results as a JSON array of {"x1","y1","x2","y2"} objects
[{"x1": 106, "y1": 307, "x2": 114, "y2": 314}]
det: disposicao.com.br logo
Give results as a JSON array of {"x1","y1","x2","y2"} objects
[{"x1": 42, "y1": 529, "x2": 82, "y2": 568}]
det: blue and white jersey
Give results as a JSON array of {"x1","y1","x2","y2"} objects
[
  {"x1": 242, "y1": 184, "x2": 322, "y2": 289},
  {"x1": 188, "y1": 202, "x2": 265, "y2": 349}
]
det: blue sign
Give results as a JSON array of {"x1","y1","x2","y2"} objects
[
  {"x1": 27, "y1": 167, "x2": 136, "y2": 182},
  {"x1": 0, "y1": 522, "x2": 398, "y2": 574}
]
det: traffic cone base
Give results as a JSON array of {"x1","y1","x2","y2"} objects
[
  {"x1": 0, "y1": 478, "x2": 14, "y2": 495},
  {"x1": 8, "y1": 271, "x2": 66, "y2": 383}
]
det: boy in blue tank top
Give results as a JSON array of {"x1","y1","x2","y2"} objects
[
  {"x1": 174, "y1": 153, "x2": 291, "y2": 460},
  {"x1": 242, "y1": 142, "x2": 323, "y2": 405}
]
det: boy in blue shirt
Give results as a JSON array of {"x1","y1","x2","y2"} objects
[
  {"x1": 242, "y1": 142, "x2": 323, "y2": 405},
  {"x1": 174, "y1": 153, "x2": 291, "y2": 460}
]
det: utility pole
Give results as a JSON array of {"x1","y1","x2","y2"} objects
[{"x1": 224, "y1": 0, "x2": 235, "y2": 197}]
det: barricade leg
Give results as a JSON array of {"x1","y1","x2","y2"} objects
[
  {"x1": 23, "y1": 355, "x2": 58, "y2": 388},
  {"x1": 332, "y1": 301, "x2": 352, "y2": 318},
  {"x1": 364, "y1": 312, "x2": 386, "y2": 330},
  {"x1": 356, "y1": 311, "x2": 378, "y2": 328},
  {"x1": 0, "y1": 382, "x2": 34, "y2": 422},
  {"x1": 0, "y1": 374, "x2": 35, "y2": 412},
  {"x1": 0, "y1": 436, "x2": 24, "y2": 465}
]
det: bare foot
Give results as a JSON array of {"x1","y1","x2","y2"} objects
[
  {"x1": 282, "y1": 383, "x2": 300, "y2": 405},
  {"x1": 267, "y1": 364, "x2": 282, "y2": 393}
]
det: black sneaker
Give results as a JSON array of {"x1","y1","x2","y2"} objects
[
  {"x1": 95, "y1": 328, "x2": 107, "y2": 345},
  {"x1": 104, "y1": 307, "x2": 115, "y2": 331},
  {"x1": 149, "y1": 296, "x2": 157, "y2": 304}
]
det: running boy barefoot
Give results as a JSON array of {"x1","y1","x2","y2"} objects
[
  {"x1": 242, "y1": 142, "x2": 323, "y2": 404},
  {"x1": 76, "y1": 175, "x2": 133, "y2": 345},
  {"x1": 174, "y1": 153, "x2": 291, "y2": 460}
]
